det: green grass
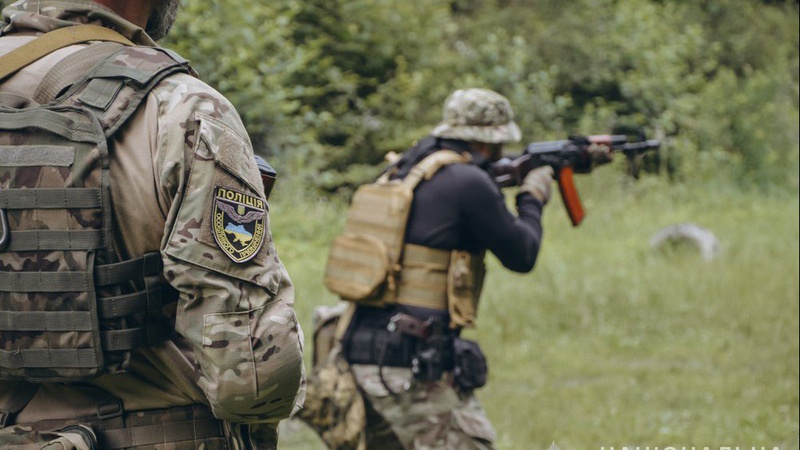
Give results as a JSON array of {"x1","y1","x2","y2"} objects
[{"x1": 269, "y1": 171, "x2": 799, "y2": 449}]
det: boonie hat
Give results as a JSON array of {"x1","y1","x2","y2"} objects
[{"x1": 431, "y1": 88, "x2": 522, "y2": 144}]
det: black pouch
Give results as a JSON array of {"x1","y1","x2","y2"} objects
[{"x1": 453, "y1": 338, "x2": 488, "y2": 391}]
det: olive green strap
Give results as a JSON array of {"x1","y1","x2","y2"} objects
[
  {"x1": 34, "y1": 41, "x2": 124, "y2": 104},
  {"x1": 0, "y1": 348, "x2": 99, "y2": 370},
  {"x1": 0, "y1": 381, "x2": 39, "y2": 428},
  {"x1": 0, "y1": 25, "x2": 134, "y2": 83},
  {"x1": 0, "y1": 271, "x2": 92, "y2": 292},
  {"x1": 0, "y1": 187, "x2": 101, "y2": 209},
  {"x1": 4, "y1": 229, "x2": 103, "y2": 252}
]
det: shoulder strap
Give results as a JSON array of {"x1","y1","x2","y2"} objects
[
  {"x1": 0, "y1": 381, "x2": 38, "y2": 428},
  {"x1": 401, "y1": 150, "x2": 472, "y2": 189},
  {"x1": 34, "y1": 41, "x2": 125, "y2": 104},
  {"x1": 0, "y1": 25, "x2": 134, "y2": 83}
]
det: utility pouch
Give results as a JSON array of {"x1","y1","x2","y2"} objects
[
  {"x1": 447, "y1": 250, "x2": 486, "y2": 329},
  {"x1": 410, "y1": 338, "x2": 449, "y2": 383},
  {"x1": 0, "y1": 424, "x2": 97, "y2": 450},
  {"x1": 409, "y1": 321, "x2": 454, "y2": 383},
  {"x1": 453, "y1": 338, "x2": 488, "y2": 391},
  {"x1": 323, "y1": 179, "x2": 413, "y2": 307},
  {"x1": 297, "y1": 346, "x2": 367, "y2": 450},
  {"x1": 324, "y1": 233, "x2": 394, "y2": 305}
]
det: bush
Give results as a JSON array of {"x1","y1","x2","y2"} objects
[{"x1": 164, "y1": 0, "x2": 800, "y2": 193}]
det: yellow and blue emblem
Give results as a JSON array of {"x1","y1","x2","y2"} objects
[{"x1": 212, "y1": 186, "x2": 266, "y2": 263}]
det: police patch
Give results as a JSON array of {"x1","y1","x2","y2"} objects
[{"x1": 212, "y1": 186, "x2": 267, "y2": 263}]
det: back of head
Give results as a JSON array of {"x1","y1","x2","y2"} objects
[{"x1": 431, "y1": 88, "x2": 521, "y2": 144}]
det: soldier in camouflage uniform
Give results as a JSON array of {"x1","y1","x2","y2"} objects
[
  {"x1": 305, "y1": 88, "x2": 554, "y2": 450},
  {"x1": 0, "y1": 1, "x2": 304, "y2": 449}
]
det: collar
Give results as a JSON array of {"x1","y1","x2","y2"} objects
[{"x1": 437, "y1": 138, "x2": 492, "y2": 171}]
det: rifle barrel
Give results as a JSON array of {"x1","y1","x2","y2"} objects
[{"x1": 617, "y1": 139, "x2": 661, "y2": 153}]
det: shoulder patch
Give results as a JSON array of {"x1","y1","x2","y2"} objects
[{"x1": 212, "y1": 186, "x2": 267, "y2": 263}]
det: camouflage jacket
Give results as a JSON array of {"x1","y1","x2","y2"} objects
[{"x1": 0, "y1": 0, "x2": 304, "y2": 436}]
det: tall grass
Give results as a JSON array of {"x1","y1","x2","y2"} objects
[{"x1": 272, "y1": 169, "x2": 799, "y2": 449}]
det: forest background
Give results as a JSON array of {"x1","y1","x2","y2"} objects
[{"x1": 2, "y1": 0, "x2": 797, "y2": 448}]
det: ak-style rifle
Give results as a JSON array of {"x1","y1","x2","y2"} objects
[{"x1": 490, "y1": 134, "x2": 660, "y2": 226}]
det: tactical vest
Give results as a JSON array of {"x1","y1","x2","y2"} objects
[
  {"x1": 323, "y1": 150, "x2": 486, "y2": 329},
  {"x1": 0, "y1": 26, "x2": 192, "y2": 382}
]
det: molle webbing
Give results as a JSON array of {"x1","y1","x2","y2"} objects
[
  {"x1": 0, "y1": 186, "x2": 103, "y2": 253},
  {"x1": 0, "y1": 252, "x2": 178, "y2": 372},
  {"x1": 395, "y1": 244, "x2": 451, "y2": 310},
  {"x1": 97, "y1": 405, "x2": 225, "y2": 449}
]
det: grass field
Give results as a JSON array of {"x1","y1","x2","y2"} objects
[{"x1": 268, "y1": 168, "x2": 799, "y2": 450}]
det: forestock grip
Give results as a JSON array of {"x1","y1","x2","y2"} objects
[{"x1": 557, "y1": 167, "x2": 585, "y2": 226}]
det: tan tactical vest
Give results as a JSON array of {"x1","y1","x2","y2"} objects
[
  {"x1": 0, "y1": 27, "x2": 192, "y2": 382},
  {"x1": 324, "y1": 150, "x2": 486, "y2": 329}
]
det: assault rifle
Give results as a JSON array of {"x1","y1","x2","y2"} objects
[
  {"x1": 490, "y1": 134, "x2": 660, "y2": 226},
  {"x1": 254, "y1": 155, "x2": 277, "y2": 200}
]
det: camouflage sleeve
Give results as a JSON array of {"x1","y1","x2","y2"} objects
[{"x1": 150, "y1": 74, "x2": 305, "y2": 423}]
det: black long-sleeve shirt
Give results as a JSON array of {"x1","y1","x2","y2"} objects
[{"x1": 406, "y1": 161, "x2": 543, "y2": 273}]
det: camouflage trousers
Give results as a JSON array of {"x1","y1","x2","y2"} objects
[{"x1": 350, "y1": 364, "x2": 496, "y2": 450}]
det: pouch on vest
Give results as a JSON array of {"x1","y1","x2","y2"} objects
[
  {"x1": 447, "y1": 250, "x2": 486, "y2": 328},
  {"x1": 0, "y1": 40, "x2": 191, "y2": 382},
  {"x1": 323, "y1": 181, "x2": 413, "y2": 306},
  {"x1": 297, "y1": 345, "x2": 366, "y2": 450}
]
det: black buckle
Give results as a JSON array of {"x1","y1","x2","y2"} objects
[{"x1": 97, "y1": 399, "x2": 124, "y2": 421}]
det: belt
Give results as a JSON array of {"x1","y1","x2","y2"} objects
[
  {"x1": 343, "y1": 313, "x2": 454, "y2": 370},
  {"x1": 96, "y1": 405, "x2": 225, "y2": 449},
  {"x1": 344, "y1": 324, "x2": 418, "y2": 367}
]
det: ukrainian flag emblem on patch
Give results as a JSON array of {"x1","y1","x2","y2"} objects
[{"x1": 212, "y1": 186, "x2": 266, "y2": 263}]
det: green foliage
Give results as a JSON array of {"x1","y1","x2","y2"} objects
[
  {"x1": 2, "y1": 0, "x2": 797, "y2": 191},
  {"x1": 166, "y1": 0, "x2": 309, "y2": 155},
  {"x1": 165, "y1": 0, "x2": 798, "y2": 194}
]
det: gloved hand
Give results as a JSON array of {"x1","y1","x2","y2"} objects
[
  {"x1": 519, "y1": 165, "x2": 554, "y2": 204},
  {"x1": 588, "y1": 143, "x2": 613, "y2": 166}
]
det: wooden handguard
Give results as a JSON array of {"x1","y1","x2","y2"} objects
[{"x1": 557, "y1": 167, "x2": 585, "y2": 226}]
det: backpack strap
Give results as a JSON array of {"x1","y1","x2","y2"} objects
[
  {"x1": 0, "y1": 381, "x2": 39, "y2": 428},
  {"x1": 33, "y1": 41, "x2": 126, "y2": 104},
  {"x1": 0, "y1": 25, "x2": 134, "y2": 83}
]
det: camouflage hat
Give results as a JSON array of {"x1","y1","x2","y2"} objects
[{"x1": 431, "y1": 88, "x2": 522, "y2": 144}]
